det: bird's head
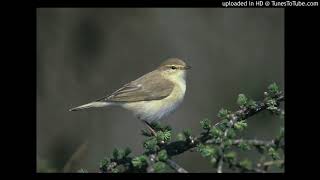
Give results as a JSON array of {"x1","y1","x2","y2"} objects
[{"x1": 158, "y1": 58, "x2": 191, "y2": 80}]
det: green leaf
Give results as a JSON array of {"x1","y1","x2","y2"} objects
[
  {"x1": 238, "y1": 141, "x2": 251, "y2": 151},
  {"x1": 124, "y1": 147, "x2": 132, "y2": 157},
  {"x1": 218, "y1": 108, "x2": 231, "y2": 120},
  {"x1": 197, "y1": 144, "x2": 216, "y2": 158},
  {"x1": 150, "y1": 122, "x2": 162, "y2": 131},
  {"x1": 234, "y1": 120, "x2": 247, "y2": 131},
  {"x1": 200, "y1": 118, "x2": 211, "y2": 130},
  {"x1": 237, "y1": 94, "x2": 248, "y2": 107},
  {"x1": 176, "y1": 133, "x2": 186, "y2": 141},
  {"x1": 111, "y1": 168, "x2": 120, "y2": 173},
  {"x1": 153, "y1": 162, "x2": 168, "y2": 173},
  {"x1": 157, "y1": 150, "x2": 168, "y2": 162},
  {"x1": 226, "y1": 129, "x2": 236, "y2": 139},
  {"x1": 256, "y1": 145, "x2": 267, "y2": 154},
  {"x1": 115, "y1": 148, "x2": 129, "y2": 160},
  {"x1": 163, "y1": 125, "x2": 172, "y2": 131},
  {"x1": 143, "y1": 137, "x2": 158, "y2": 152},
  {"x1": 132, "y1": 155, "x2": 148, "y2": 169},
  {"x1": 224, "y1": 139, "x2": 233, "y2": 148},
  {"x1": 224, "y1": 151, "x2": 237, "y2": 160},
  {"x1": 99, "y1": 157, "x2": 110, "y2": 171},
  {"x1": 156, "y1": 130, "x2": 172, "y2": 143},
  {"x1": 182, "y1": 129, "x2": 192, "y2": 140},
  {"x1": 112, "y1": 148, "x2": 119, "y2": 160},
  {"x1": 268, "y1": 147, "x2": 280, "y2": 160},
  {"x1": 216, "y1": 119, "x2": 229, "y2": 131},
  {"x1": 268, "y1": 82, "x2": 280, "y2": 96},
  {"x1": 239, "y1": 159, "x2": 252, "y2": 170},
  {"x1": 247, "y1": 99, "x2": 258, "y2": 109},
  {"x1": 210, "y1": 127, "x2": 223, "y2": 138}
]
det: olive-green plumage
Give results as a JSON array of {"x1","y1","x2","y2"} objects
[{"x1": 69, "y1": 58, "x2": 191, "y2": 123}]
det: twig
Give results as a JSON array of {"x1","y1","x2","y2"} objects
[
  {"x1": 217, "y1": 156, "x2": 224, "y2": 173},
  {"x1": 217, "y1": 114, "x2": 237, "y2": 173},
  {"x1": 146, "y1": 154, "x2": 156, "y2": 173},
  {"x1": 257, "y1": 159, "x2": 284, "y2": 171},
  {"x1": 103, "y1": 92, "x2": 284, "y2": 173},
  {"x1": 165, "y1": 94, "x2": 284, "y2": 157},
  {"x1": 166, "y1": 159, "x2": 188, "y2": 173},
  {"x1": 232, "y1": 139, "x2": 275, "y2": 147}
]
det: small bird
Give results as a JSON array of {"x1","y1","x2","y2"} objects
[{"x1": 69, "y1": 58, "x2": 191, "y2": 134}]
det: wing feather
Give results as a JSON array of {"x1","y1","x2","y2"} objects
[{"x1": 96, "y1": 71, "x2": 174, "y2": 102}]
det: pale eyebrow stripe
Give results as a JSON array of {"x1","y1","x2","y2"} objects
[{"x1": 165, "y1": 65, "x2": 185, "y2": 69}]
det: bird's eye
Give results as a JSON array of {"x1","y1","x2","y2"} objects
[{"x1": 171, "y1": 66, "x2": 177, "y2": 70}]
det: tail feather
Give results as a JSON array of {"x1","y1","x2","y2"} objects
[{"x1": 69, "y1": 102, "x2": 109, "y2": 111}]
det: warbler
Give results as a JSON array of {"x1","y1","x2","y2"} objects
[{"x1": 69, "y1": 58, "x2": 191, "y2": 133}]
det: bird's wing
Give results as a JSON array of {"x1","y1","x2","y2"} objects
[{"x1": 96, "y1": 71, "x2": 175, "y2": 102}]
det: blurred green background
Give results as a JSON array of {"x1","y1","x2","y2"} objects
[{"x1": 36, "y1": 8, "x2": 284, "y2": 173}]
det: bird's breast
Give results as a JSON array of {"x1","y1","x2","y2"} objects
[{"x1": 123, "y1": 79, "x2": 186, "y2": 122}]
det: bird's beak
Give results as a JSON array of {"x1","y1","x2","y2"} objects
[{"x1": 184, "y1": 65, "x2": 192, "y2": 70}]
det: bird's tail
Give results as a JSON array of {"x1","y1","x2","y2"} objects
[{"x1": 69, "y1": 101, "x2": 109, "y2": 111}]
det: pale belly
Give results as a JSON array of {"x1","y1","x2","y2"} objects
[{"x1": 122, "y1": 84, "x2": 186, "y2": 122}]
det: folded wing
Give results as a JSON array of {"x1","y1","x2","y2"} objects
[{"x1": 96, "y1": 71, "x2": 174, "y2": 102}]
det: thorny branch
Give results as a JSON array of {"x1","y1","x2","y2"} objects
[
  {"x1": 163, "y1": 94, "x2": 284, "y2": 157},
  {"x1": 100, "y1": 84, "x2": 284, "y2": 173}
]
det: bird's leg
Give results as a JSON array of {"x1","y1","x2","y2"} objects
[{"x1": 141, "y1": 120, "x2": 157, "y2": 136}]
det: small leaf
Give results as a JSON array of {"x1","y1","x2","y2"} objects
[
  {"x1": 226, "y1": 129, "x2": 236, "y2": 139},
  {"x1": 112, "y1": 148, "x2": 119, "y2": 160},
  {"x1": 143, "y1": 137, "x2": 158, "y2": 152},
  {"x1": 197, "y1": 144, "x2": 216, "y2": 158},
  {"x1": 224, "y1": 139, "x2": 233, "y2": 148},
  {"x1": 238, "y1": 141, "x2": 251, "y2": 151},
  {"x1": 116, "y1": 148, "x2": 126, "y2": 160},
  {"x1": 200, "y1": 118, "x2": 211, "y2": 130},
  {"x1": 247, "y1": 99, "x2": 258, "y2": 109},
  {"x1": 218, "y1": 108, "x2": 231, "y2": 120},
  {"x1": 237, "y1": 94, "x2": 248, "y2": 107},
  {"x1": 156, "y1": 130, "x2": 171, "y2": 143},
  {"x1": 182, "y1": 129, "x2": 192, "y2": 141},
  {"x1": 99, "y1": 157, "x2": 110, "y2": 172},
  {"x1": 111, "y1": 168, "x2": 120, "y2": 173},
  {"x1": 176, "y1": 133, "x2": 186, "y2": 141},
  {"x1": 153, "y1": 162, "x2": 168, "y2": 173},
  {"x1": 268, "y1": 147, "x2": 280, "y2": 160},
  {"x1": 224, "y1": 151, "x2": 237, "y2": 160},
  {"x1": 210, "y1": 127, "x2": 223, "y2": 138},
  {"x1": 268, "y1": 82, "x2": 280, "y2": 96},
  {"x1": 124, "y1": 147, "x2": 132, "y2": 157},
  {"x1": 234, "y1": 120, "x2": 247, "y2": 131},
  {"x1": 132, "y1": 155, "x2": 148, "y2": 169},
  {"x1": 239, "y1": 159, "x2": 252, "y2": 170},
  {"x1": 266, "y1": 99, "x2": 281, "y2": 114},
  {"x1": 150, "y1": 122, "x2": 162, "y2": 131},
  {"x1": 157, "y1": 150, "x2": 168, "y2": 162}
]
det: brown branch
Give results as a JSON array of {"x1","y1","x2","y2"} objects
[{"x1": 164, "y1": 94, "x2": 284, "y2": 157}]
